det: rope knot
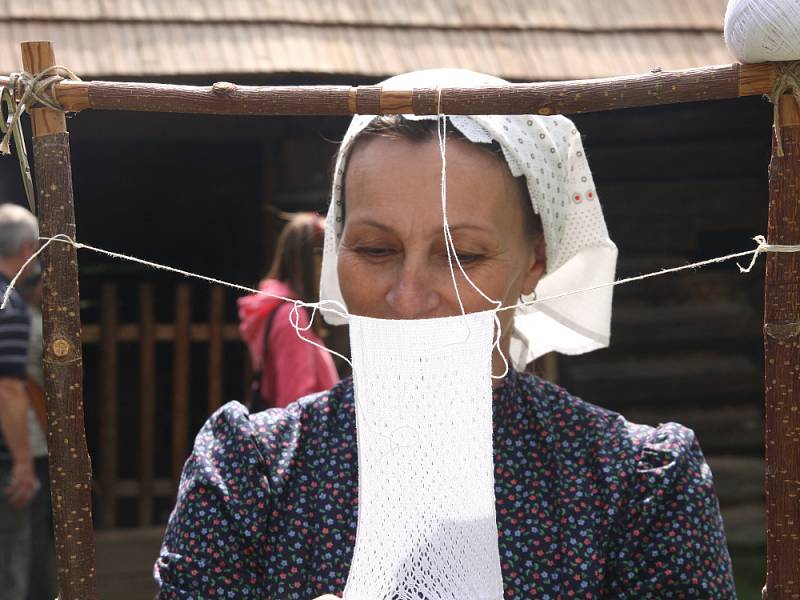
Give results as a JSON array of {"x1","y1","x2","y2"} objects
[
  {"x1": 1, "y1": 65, "x2": 82, "y2": 156},
  {"x1": 10, "y1": 65, "x2": 81, "y2": 112},
  {"x1": 0, "y1": 65, "x2": 82, "y2": 213},
  {"x1": 768, "y1": 61, "x2": 800, "y2": 157}
]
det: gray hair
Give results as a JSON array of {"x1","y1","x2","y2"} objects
[{"x1": 0, "y1": 204, "x2": 38, "y2": 258}]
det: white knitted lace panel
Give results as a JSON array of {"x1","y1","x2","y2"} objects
[{"x1": 343, "y1": 311, "x2": 503, "y2": 600}]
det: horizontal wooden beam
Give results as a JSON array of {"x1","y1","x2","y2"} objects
[
  {"x1": 81, "y1": 322, "x2": 240, "y2": 344},
  {"x1": 114, "y1": 478, "x2": 175, "y2": 499},
  {"x1": 4, "y1": 63, "x2": 776, "y2": 117}
]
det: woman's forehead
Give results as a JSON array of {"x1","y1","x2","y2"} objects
[
  {"x1": 344, "y1": 135, "x2": 525, "y2": 222},
  {"x1": 345, "y1": 136, "x2": 514, "y2": 204}
]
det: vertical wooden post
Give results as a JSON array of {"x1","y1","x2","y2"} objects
[
  {"x1": 138, "y1": 283, "x2": 155, "y2": 526},
  {"x1": 763, "y1": 94, "x2": 800, "y2": 599},
  {"x1": 98, "y1": 284, "x2": 118, "y2": 529},
  {"x1": 21, "y1": 41, "x2": 97, "y2": 599},
  {"x1": 208, "y1": 286, "x2": 224, "y2": 413},
  {"x1": 172, "y1": 285, "x2": 191, "y2": 483}
]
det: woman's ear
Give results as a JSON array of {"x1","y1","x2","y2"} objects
[{"x1": 521, "y1": 235, "x2": 547, "y2": 296}]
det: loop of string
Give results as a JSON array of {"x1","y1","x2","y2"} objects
[
  {"x1": 768, "y1": 61, "x2": 800, "y2": 157},
  {"x1": 287, "y1": 301, "x2": 352, "y2": 367},
  {"x1": 2, "y1": 234, "x2": 797, "y2": 367},
  {"x1": 0, "y1": 86, "x2": 34, "y2": 213},
  {"x1": 12, "y1": 66, "x2": 81, "y2": 111}
]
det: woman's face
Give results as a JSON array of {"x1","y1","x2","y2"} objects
[{"x1": 338, "y1": 134, "x2": 546, "y2": 355}]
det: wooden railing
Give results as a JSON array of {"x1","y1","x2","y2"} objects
[{"x1": 86, "y1": 283, "x2": 250, "y2": 529}]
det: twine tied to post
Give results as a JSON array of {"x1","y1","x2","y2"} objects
[
  {"x1": 768, "y1": 61, "x2": 800, "y2": 157},
  {"x1": 0, "y1": 65, "x2": 82, "y2": 213}
]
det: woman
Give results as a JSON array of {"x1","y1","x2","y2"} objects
[
  {"x1": 238, "y1": 212, "x2": 339, "y2": 410},
  {"x1": 156, "y1": 70, "x2": 735, "y2": 598}
]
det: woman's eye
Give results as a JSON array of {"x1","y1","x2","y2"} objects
[
  {"x1": 452, "y1": 251, "x2": 484, "y2": 264},
  {"x1": 356, "y1": 246, "x2": 395, "y2": 258}
]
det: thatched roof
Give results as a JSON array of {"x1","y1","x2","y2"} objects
[{"x1": 2, "y1": 0, "x2": 733, "y2": 80}]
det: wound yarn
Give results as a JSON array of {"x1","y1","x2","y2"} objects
[{"x1": 724, "y1": 0, "x2": 800, "y2": 63}]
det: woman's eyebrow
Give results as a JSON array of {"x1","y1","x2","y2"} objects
[
  {"x1": 347, "y1": 219, "x2": 394, "y2": 232},
  {"x1": 348, "y1": 219, "x2": 493, "y2": 236},
  {"x1": 446, "y1": 224, "x2": 493, "y2": 233},
  {"x1": 431, "y1": 223, "x2": 495, "y2": 238}
]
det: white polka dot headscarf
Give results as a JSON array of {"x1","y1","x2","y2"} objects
[{"x1": 320, "y1": 69, "x2": 618, "y2": 369}]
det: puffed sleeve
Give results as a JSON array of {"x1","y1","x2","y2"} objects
[
  {"x1": 155, "y1": 401, "x2": 300, "y2": 598},
  {"x1": 604, "y1": 422, "x2": 737, "y2": 599}
]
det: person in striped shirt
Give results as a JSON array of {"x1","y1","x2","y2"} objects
[{"x1": 0, "y1": 203, "x2": 39, "y2": 600}]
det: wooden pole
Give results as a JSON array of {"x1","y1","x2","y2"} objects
[
  {"x1": 21, "y1": 41, "x2": 97, "y2": 599},
  {"x1": 3, "y1": 62, "x2": 776, "y2": 117},
  {"x1": 763, "y1": 94, "x2": 800, "y2": 599}
]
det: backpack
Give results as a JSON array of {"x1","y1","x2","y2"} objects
[{"x1": 248, "y1": 302, "x2": 284, "y2": 411}]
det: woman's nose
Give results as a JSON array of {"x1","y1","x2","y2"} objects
[{"x1": 385, "y1": 263, "x2": 440, "y2": 319}]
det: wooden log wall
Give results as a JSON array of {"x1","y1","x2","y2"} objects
[{"x1": 556, "y1": 96, "x2": 773, "y2": 590}]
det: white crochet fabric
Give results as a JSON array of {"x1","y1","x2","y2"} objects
[
  {"x1": 343, "y1": 311, "x2": 502, "y2": 600},
  {"x1": 320, "y1": 69, "x2": 618, "y2": 369},
  {"x1": 724, "y1": 0, "x2": 800, "y2": 63}
]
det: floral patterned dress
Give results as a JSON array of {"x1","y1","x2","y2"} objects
[{"x1": 155, "y1": 368, "x2": 736, "y2": 599}]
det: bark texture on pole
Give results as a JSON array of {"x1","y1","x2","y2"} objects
[
  {"x1": 0, "y1": 62, "x2": 775, "y2": 116},
  {"x1": 21, "y1": 40, "x2": 97, "y2": 600},
  {"x1": 83, "y1": 64, "x2": 743, "y2": 116},
  {"x1": 763, "y1": 94, "x2": 800, "y2": 599}
]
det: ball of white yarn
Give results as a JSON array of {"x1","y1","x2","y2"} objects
[{"x1": 724, "y1": 0, "x2": 800, "y2": 63}]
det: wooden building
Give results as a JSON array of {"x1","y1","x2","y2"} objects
[{"x1": 0, "y1": 1, "x2": 767, "y2": 597}]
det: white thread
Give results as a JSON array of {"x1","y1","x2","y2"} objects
[
  {"x1": 288, "y1": 302, "x2": 353, "y2": 368},
  {"x1": 3, "y1": 235, "x2": 353, "y2": 366},
  {"x1": 501, "y1": 235, "x2": 796, "y2": 314},
  {"x1": 435, "y1": 96, "x2": 509, "y2": 379},
  {"x1": 0, "y1": 235, "x2": 58, "y2": 310},
  {"x1": 737, "y1": 234, "x2": 798, "y2": 272},
  {"x1": 436, "y1": 108, "x2": 465, "y2": 315},
  {"x1": 7, "y1": 234, "x2": 798, "y2": 365}
]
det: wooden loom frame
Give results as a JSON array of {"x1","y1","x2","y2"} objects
[{"x1": 12, "y1": 40, "x2": 799, "y2": 599}]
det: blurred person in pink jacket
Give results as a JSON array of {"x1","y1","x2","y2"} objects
[{"x1": 238, "y1": 213, "x2": 339, "y2": 409}]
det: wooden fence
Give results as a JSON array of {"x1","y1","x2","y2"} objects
[{"x1": 84, "y1": 283, "x2": 250, "y2": 530}]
